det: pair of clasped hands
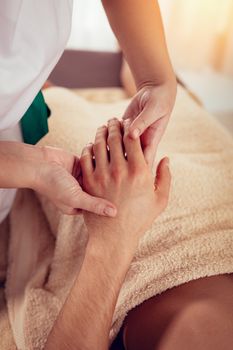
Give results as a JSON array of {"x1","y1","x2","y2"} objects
[{"x1": 38, "y1": 115, "x2": 171, "y2": 247}]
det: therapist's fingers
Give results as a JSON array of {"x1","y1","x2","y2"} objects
[
  {"x1": 143, "y1": 115, "x2": 170, "y2": 167},
  {"x1": 93, "y1": 125, "x2": 108, "y2": 170},
  {"x1": 107, "y1": 118, "x2": 126, "y2": 165},
  {"x1": 126, "y1": 103, "x2": 158, "y2": 139},
  {"x1": 123, "y1": 120, "x2": 146, "y2": 169}
]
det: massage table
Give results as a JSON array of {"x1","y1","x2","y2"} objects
[{"x1": 1, "y1": 49, "x2": 233, "y2": 350}]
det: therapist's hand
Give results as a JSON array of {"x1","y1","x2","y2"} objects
[
  {"x1": 35, "y1": 146, "x2": 117, "y2": 217},
  {"x1": 123, "y1": 82, "x2": 177, "y2": 167}
]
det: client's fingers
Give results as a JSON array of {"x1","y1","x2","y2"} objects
[
  {"x1": 154, "y1": 157, "x2": 171, "y2": 207},
  {"x1": 93, "y1": 125, "x2": 108, "y2": 170},
  {"x1": 107, "y1": 118, "x2": 125, "y2": 164},
  {"x1": 80, "y1": 143, "x2": 94, "y2": 178},
  {"x1": 123, "y1": 120, "x2": 146, "y2": 168}
]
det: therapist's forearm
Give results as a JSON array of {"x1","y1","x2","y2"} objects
[
  {"x1": 102, "y1": 0, "x2": 176, "y2": 89},
  {"x1": 45, "y1": 232, "x2": 136, "y2": 350},
  {"x1": 0, "y1": 141, "x2": 44, "y2": 189}
]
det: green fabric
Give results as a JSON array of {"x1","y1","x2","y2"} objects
[{"x1": 20, "y1": 91, "x2": 50, "y2": 145}]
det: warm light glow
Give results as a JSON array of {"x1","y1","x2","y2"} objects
[{"x1": 164, "y1": 0, "x2": 233, "y2": 73}]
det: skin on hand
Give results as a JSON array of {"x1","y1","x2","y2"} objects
[
  {"x1": 123, "y1": 79, "x2": 177, "y2": 169},
  {"x1": 33, "y1": 146, "x2": 117, "y2": 217},
  {"x1": 80, "y1": 118, "x2": 171, "y2": 249},
  {"x1": 120, "y1": 59, "x2": 177, "y2": 168}
]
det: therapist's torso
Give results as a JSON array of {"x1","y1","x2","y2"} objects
[{"x1": 0, "y1": 0, "x2": 73, "y2": 223}]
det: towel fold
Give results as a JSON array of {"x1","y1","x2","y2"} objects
[{"x1": 5, "y1": 86, "x2": 233, "y2": 349}]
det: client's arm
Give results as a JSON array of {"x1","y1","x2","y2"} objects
[{"x1": 44, "y1": 118, "x2": 171, "y2": 350}]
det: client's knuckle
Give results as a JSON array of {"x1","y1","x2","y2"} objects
[
  {"x1": 82, "y1": 178, "x2": 95, "y2": 195},
  {"x1": 130, "y1": 164, "x2": 145, "y2": 177},
  {"x1": 108, "y1": 132, "x2": 120, "y2": 144},
  {"x1": 110, "y1": 164, "x2": 123, "y2": 182},
  {"x1": 95, "y1": 172, "x2": 109, "y2": 187}
]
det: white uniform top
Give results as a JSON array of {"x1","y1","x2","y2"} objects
[{"x1": 0, "y1": 0, "x2": 73, "y2": 223}]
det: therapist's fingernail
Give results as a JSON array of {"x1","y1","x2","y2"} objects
[
  {"x1": 132, "y1": 128, "x2": 140, "y2": 139},
  {"x1": 104, "y1": 206, "x2": 117, "y2": 217}
]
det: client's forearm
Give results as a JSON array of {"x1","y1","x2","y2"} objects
[
  {"x1": 44, "y1": 232, "x2": 136, "y2": 350},
  {"x1": 0, "y1": 141, "x2": 44, "y2": 189}
]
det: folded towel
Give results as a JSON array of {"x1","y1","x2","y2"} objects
[{"x1": 6, "y1": 86, "x2": 233, "y2": 349}]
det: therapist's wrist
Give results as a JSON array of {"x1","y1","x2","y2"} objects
[
  {"x1": 136, "y1": 75, "x2": 177, "y2": 115},
  {"x1": 31, "y1": 146, "x2": 76, "y2": 196},
  {"x1": 136, "y1": 72, "x2": 177, "y2": 94},
  {"x1": 17, "y1": 144, "x2": 47, "y2": 190},
  {"x1": 31, "y1": 146, "x2": 57, "y2": 193},
  {"x1": 0, "y1": 141, "x2": 46, "y2": 190}
]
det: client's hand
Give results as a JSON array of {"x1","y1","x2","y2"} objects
[
  {"x1": 80, "y1": 118, "x2": 171, "y2": 249},
  {"x1": 34, "y1": 146, "x2": 117, "y2": 217}
]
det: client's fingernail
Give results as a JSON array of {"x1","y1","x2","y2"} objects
[
  {"x1": 82, "y1": 148, "x2": 88, "y2": 156},
  {"x1": 104, "y1": 206, "x2": 117, "y2": 217},
  {"x1": 108, "y1": 118, "x2": 118, "y2": 124},
  {"x1": 132, "y1": 128, "x2": 140, "y2": 139}
]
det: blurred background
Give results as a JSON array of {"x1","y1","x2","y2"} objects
[{"x1": 66, "y1": 0, "x2": 233, "y2": 132}]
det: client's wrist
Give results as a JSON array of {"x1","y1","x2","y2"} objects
[
  {"x1": 87, "y1": 233, "x2": 135, "y2": 271},
  {"x1": 87, "y1": 225, "x2": 139, "y2": 263}
]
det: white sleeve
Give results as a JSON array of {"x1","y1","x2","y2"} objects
[{"x1": 0, "y1": 0, "x2": 73, "y2": 131}]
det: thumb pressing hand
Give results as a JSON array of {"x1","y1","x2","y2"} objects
[
  {"x1": 35, "y1": 147, "x2": 117, "y2": 217},
  {"x1": 70, "y1": 186, "x2": 117, "y2": 217}
]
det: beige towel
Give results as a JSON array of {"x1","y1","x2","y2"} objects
[
  {"x1": 0, "y1": 217, "x2": 17, "y2": 350},
  {"x1": 5, "y1": 86, "x2": 233, "y2": 350}
]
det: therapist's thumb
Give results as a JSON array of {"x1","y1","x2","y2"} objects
[{"x1": 76, "y1": 191, "x2": 117, "y2": 217}]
